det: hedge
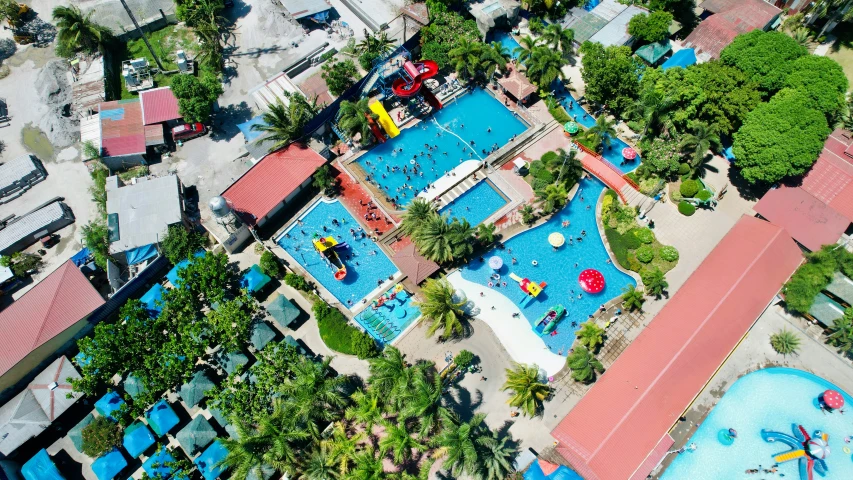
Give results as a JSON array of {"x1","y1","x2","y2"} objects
[
  {"x1": 313, "y1": 301, "x2": 377, "y2": 358},
  {"x1": 636, "y1": 245, "x2": 655, "y2": 263},
  {"x1": 659, "y1": 245, "x2": 679, "y2": 262},
  {"x1": 604, "y1": 226, "x2": 642, "y2": 270},
  {"x1": 677, "y1": 163, "x2": 690, "y2": 175},
  {"x1": 678, "y1": 201, "x2": 696, "y2": 216},
  {"x1": 285, "y1": 273, "x2": 311, "y2": 291},
  {"x1": 634, "y1": 227, "x2": 655, "y2": 244},
  {"x1": 697, "y1": 190, "x2": 713, "y2": 202},
  {"x1": 549, "y1": 105, "x2": 572, "y2": 124},
  {"x1": 680, "y1": 179, "x2": 699, "y2": 197}
]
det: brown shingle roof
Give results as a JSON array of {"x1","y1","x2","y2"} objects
[
  {"x1": 391, "y1": 243, "x2": 439, "y2": 284},
  {"x1": 498, "y1": 69, "x2": 537, "y2": 100}
]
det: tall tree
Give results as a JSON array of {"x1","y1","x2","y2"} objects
[
  {"x1": 379, "y1": 421, "x2": 427, "y2": 465},
  {"x1": 338, "y1": 98, "x2": 378, "y2": 145},
  {"x1": 345, "y1": 389, "x2": 385, "y2": 432},
  {"x1": 679, "y1": 122, "x2": 720, "y2": 178},
  {"x1": 279, "y1": 357, "x2": 349, "y2": 438},
  {"x1": 434, "y1": 411, "x2": 486, "y2": 478},
  {"x1": 448, "y1": 38, "x2": 484, "y2": 82},
  {"x1": 252, "y1": 92, "x2": 318, "y2": 153},
  {"x1": 513, "y1": 35, "x2": 538, "y2": 66},
  {"x1": 585, "y1": 115, "x2": 618, "y2": 150},
  {"x1": 627, "y1": 11, "x2": 674, "y2": 43},
  {"x1": 53, "y1": 5, "x2": 113, "y2": 53},
  {"x1": 720, "y1": 30, "x2": 807, "y2": 94},
  {"x1": 399, "y1": 373, "x2": 446, "y2": 438},
  {"x1": 566, "y1": 346, "x2": 604, "y2": 383},
  {"x1": 627, "y1": 90, "x2": 673, "y2": 141},
  {"x1": 400, "y1": 198, "x2": 436, "y2": 237},
  {"x1": 810, "y1": 0, "x2": 853, "y2": 38},
  {"x1": 576, "y1": 320, "x2": 606, "y2": 352},
  {"x1": 578, "y1": 42, "x2": 640, "y2": 113},
  {"x1": 414, "y1": 277, "x2": 467, "y2": 340},
  {"x1": 541, "y1": 23, "x2": 575, "y2": 58},
  {"x1": 783, "y1": 55, "x2": 848, "y2": 121},
  {"x1": 524, "y1": 47, "x2": 566, "y2": 89},
  {"x1": 621, "y1": 284, "x2": 645, "y2": 311},
  {"x1": 827, "y1": 307, "x2": 853, "y2": 354},
  {"x1": 475, "y1": 429, "x2": 517, "y2": 480},
  {"x1": 502, "y1": 363, "x2": 550, "y2": 417},
  {"x1": 297, "y1": 447, "x2": 339, "y2": 480},
  {"x1": 641, "y1": 267, "x2": 669, "y2": 298},
  {"x1": 536, "y1": 183, "x2": 568, "y2": 214},
  {"x1": 322, "y1": 422, "x2": 365, "y2": 475},
  {"x1": 413, "y1": 213, "x2": 455, "y2": 263}
]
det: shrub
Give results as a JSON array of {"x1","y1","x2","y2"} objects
[
  {"x1": 530, "y1": 163, "x2": 555, "y2": 184},
  {"x1": 529, "y1": 17, "x2": 544, "y2": 34},
  {"x1": 640, "y1": 137, "x2": 682, "y2": 177},
  {"x1": 285, "y1": 272, "x2": 311, "y2": 291},
  {"x1": 678, "y1": 201, "x2": 696, "y2": 216},
  {"x1": 548, "y1": 105, "x2": 572, "y2": 124},
  {"x1": 659, "y1": 245, "x2": 679, "y2": 262},
  {"x1": 626, "y1": 254, "x2": 642, "y2": 272},
  {"x1": 680, "y1": 179, "x2": 700, "y2": 198},
  {"x1": 601, "y1": 192, "x2": 615, "y2": 218},
  {"x1": 532, "y1": 178, "x2": 551, "y2": 192},
  {"x1": 697, "y1": 190, "x2": 713, "y2": 202},
  {"x1": 259, "y1": 251, "x2": 282, "y2": 278},
  {"x1": 670, "y1": 189, "x2": 683, "y2": 203},
  {"x1": 636, "y1": 245, "x2": 655, "y2": 263},
  {"x1": 540, "y1": 151, "x2": 559, "y2": 164},
  {"x1": 313, "y1": 301, "x2": 365, "y2": 356},
  {"x1": 677, "y1": 163, "x2": 690, "y2": 175},
  {"x1": 454, "y1": 349, "x2": 475, "y2": 368},
  {"x1": 358, "y1": 50, "x2": 381, "y2": 70},
  {"x1": 81, "y1": 416, "x2": 122, "y2": 458},
  {"x1": 634, "y1": 228, "x2": 655, "y2": 244},
  {"x1": 351, "y1": 330, "x2": 379, "y2": 359}
]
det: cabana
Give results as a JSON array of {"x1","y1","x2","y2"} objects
[
  {"x1": 94, "y1": 391, "x2": 125, "y2": 421},
  {"x1": 123, "y1": 421, "x2": 155, "y2": 458},
  {"x1": 179, "y1": 371, "x2": 214, "y2": 407},
  {"x1": 661, "y1": 48, "x2": 697, "y2": 70},
  {"x1": 166, "y1": 251, "x2": 207, "y2": 286},
  {"x1": 69, "y1": 413, "x2": 94, "y2": 453},
  {"x1": 140, "y1": 284, "x2": 166, "y2": 316},
  {"x1": 91, "y1": 449, "x2": 127, "y2": 480},
  {"x1": 145, "y1": 399, "x2": 180, "y2": 436},
  {"x1": 143, "y1": 447, "x2": 177, "y2": 478},
  {"x1": 209, "y1": 407, "x2": 238, "y2": 439},
  {"x1": 636, "y1": 40, "x2": 671, "y2": 66},
  {"x1": 285, "y1": 335, "x2": 307, "y2": 355},
  {"x1": 241, "y1": 264, "x2": 271, "y2": 294},
  {"x1": 195, "y1": 440, "x2": 229, "y2": 480},
  {"x1": 123, "y1": 373, "x2": 146, "y2": 400},
  {"x1": 21, "y1": 449, "x2": 65, "y2": 480},
  {"x1": 250, "y1": 321, "x2": 277, "y2": 351},
  {"x1": 176, "y1": 415, "x2": 217, "y2": 456},
  {"x1": 825, "y1": 272, "x2": 853, "y2": 306},
  {"x1": 216, "y1": 350, "x2": 249, "y2": 375},
  {"x1": 266, "y1": 293, "x2": 300, "y2": 329}
]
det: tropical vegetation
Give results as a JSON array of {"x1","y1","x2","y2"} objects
[
  {"x1": 53, "y1": 5, "x2": 113, "y2": 54},
  {"x1": 770, "y1": 329, "x2": 801, "y2": 356},
  {"x1": 252, "y1": 92, "x2": 319, "y2": 152},
  {"x1": 338, "y1": 98, "x2": 378, "y2": 145},
  {"x1": 502, "y1": 363, "x2": 550, "y2": 417},
  {"x1": 414, "y1": 277, "x2": 467, "y2": 340},
  {"x1": 566, "y1": 346, "x2": 604, "y2": 383},
  {"x1": 160, "y1": 225, "x2": 208, "y2": 264}
]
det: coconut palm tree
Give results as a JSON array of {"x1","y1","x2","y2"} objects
[
  {"x1": 400, "y1": 198, "x2": 436, "y2": 236},
  {"x1": 53, "y1": 5, "x2": 113, "y2": 54},
  {"x1": 475, "y1": 430, "x2": 517, "y2": 480},
  {"x1": 413, "y1": 213, "x2": 454, "y2": 263},
  {"x1": 549, "y1": 148, "x2": 584, "y2": 187},
  {"x1": 502, "y1": 362, "x2": 550, "y2": 417},
  {"x1": 812, "y1": 0, "x2": 853, "y2": 39},
  {"x1": 219, "y1": 411, "x2": 309, "y2": 479},
  {"x1": 367, "y1": 346, "x2": 410, "y2": 399},
  {"x1": 828, "y1": 308, "x2": 853, "y2": 354},
  {"x1": 280, "y1": 357, "x2": 349, "y2": 437},
  {"x1": 350, "y1": 445, "x2": 385, "y2": 480},
  {"x1": 770, "y1": 329, "x2": 801, "y2": 356},
  {"x1": 483, "y1": 42, "x2": 510, "y2": 79},
  {"x1": 628, "y1": 90, "x2": 674, "y2": 141},
  {"x1": 399, "y1": 372, "x2": 446, "y2": 438},
  {"x1": 621, "y1": 284, "x2": 645, "y2": 312},
  {"x1": 536, "y1": 183, "x2": 568, "y2": 214},
  {"x1": 519, "y1": 204, "x2": 536, "y2": 225},
  {"x1": 338, "y1": 98, "x2": 378, "y2": 145},
  {"x1": 541, "y1": 23, "x2": 575, "y2": 58},
  {"x1": 414, "y1": 277, "x2": 466, "y2": 340},
  {"x1": 434, "y1": 410, "x2": 486, "y2": 478},
  {"x1": 475, "y1": 222, "x2": 497, "y2": 245},
  {"x1": 513, "y1": 35, "x2": 538, "y2": 66},
  {"x1": 641, "y1": 267, "x2": 668, "y2": 299},
  {"x1": 323, "y1": 422, "x2": 365, "y2": 475},
  {"x1": 195, "y1": 23, "x2": 225, "y2": 72},
  {"x1": 449, "y1": 38, "x2": 484, "y2": 82},
  {"x1": 524, "y1": 47, "x2": 566, "y2": 89},
  {"x1": 679, "y1": 122, "x2": 721, "y2": 178},
  {"x1": 357, "y1": 29, "x2": 396, "y2": 56},
  {"x1": 449, "y1": 217, "x2": 474, "y2": 260},
  {"x1": 345, "y1": 389, "x2": 384, "y2": 432},
  {"x1": 585, "y1": 115, "x2": 618, "y2": 151},
  {"x1": 576, "y1": 320, "x2": 606, "y2": 352},
  {"x1": 379, "y1": 421, "x2": 427, "y2": 465},
  {"x1": 566, "y1": 346, "x2": 604, "y2": 383},
  {"x1": 297, "y1": 446, "x2": 339, "y2": 480},
  {"x1": 253, "y1": 93, "x2": 319, "y2": 153}
]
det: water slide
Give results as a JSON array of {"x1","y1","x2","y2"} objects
[
  {"x1": 391, "y1": 60, "x2": 443, "y2": 110},
  {"x1": 369, "y1": 100, "x2": 400, "y2": 138},
  {"x1": 774, "y1": 450, "x2": 806, "y2": 463}
]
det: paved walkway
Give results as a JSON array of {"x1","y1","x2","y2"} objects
[{"x1": 335, "y1": 166, "x2": 399, "y2": 236}]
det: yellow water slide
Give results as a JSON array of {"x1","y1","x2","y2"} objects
[
  {"x1": 773, "y1": 450, "x2": 805, "y2": 463},
  {"x1": 369, "y1": 100, "x2": 400, "y2": 138}
]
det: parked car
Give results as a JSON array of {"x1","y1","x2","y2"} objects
[{"x1": 171, "y1": 122, "x2": 206, "y2": 142}]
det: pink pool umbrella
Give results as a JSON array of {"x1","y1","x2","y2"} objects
[
  {"x1": 578, "y1": 269, "x2": 605, "y2": 294},
  {"x1": 822, "y1": 389, "x2": 844, "y2": 410},
  {"x1": 622, "y1": 147, "x2": 637, "y2": 160}
]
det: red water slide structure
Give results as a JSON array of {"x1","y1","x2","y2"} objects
[{"x1": 391, "y1": 60, "x2": 443, "y2": 111}]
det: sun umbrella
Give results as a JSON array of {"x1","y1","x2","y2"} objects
[
  {"x1": 807, "y1": 437, "x2": 830, "y2": 459},
  {"x1": 564, "y1": 122, "x2": 579, "y2": 134},
  {"x1": 488, "y1": 256, "x2": 503, "y2": 270},
  {"x1": 578, "y1": 269, "x2": 605, "y2": 294},
  {"x1": 548, "y1": 232, "x2": 565, "y2": 248},
  {"x1": 622, "y1": 147, "x2": 637, "y2": 160},
  {"x1": 822, "y1": 389, "x2": 844, "y2": 409}
]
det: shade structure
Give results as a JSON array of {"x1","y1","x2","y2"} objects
[
  {"x1": 285, "y1": 335, "x2": 307, "y2": 355},
  {"x1": 488, "y1": 256, "x2": 503, "y2": 270},
  {"x1": 578, "y1": 269, "x2": 605, "y2": 294},
  {"x1": 241, "y1": 264, "x2": 271, "y2": 293},
  {"x1": 143, "y1": 446, "x2": 177, "y2": 478},
  {"x1": 266, "y1": 293, "x2": 300, "y2": 328},
  {"x1": 140, "y1": 284, "x2": 165, "y2": 316},
  {"x1": 548, "y1": 232, "x2": 565, "y2": 248},
  {"x1": 94, "y1": 391, "x2": 125, "y2": 420},
  {"x1": 176, "y1": 415, "x2": 217, "y2": 456},
  {"x1": 564, "y1": 122, "x2": 579, "y2": 134},
  {"x1": 661, "y1": 48, "x2": 697, "y2": 71},
  {"x1": 91, "y1": 449, "x2": 127, "y2": 480},
  {"x1": 123, "y1": 373, "x2": 146, "y2": 400},
  {"x1": 250, "y1": 321, "x2": 277, "y2": 350},
  {"x1": 123, "y1": 421, "x2": 155, "y2": 458},
  {"x1": 807, "y1": 437, "x2": 830, "y2": 459},
  {"x1": 179, "y1": 370, "x2": 214, "y2": 407},
  {"x1": 166, "y1": 251, "x2": 206, "y2": 286},
  {"x1": 822, "y1": 389, "x2": 844, "y2": 409},
  {"x1": 217, "y1": 350, "x2": 249, "y2": 375},
  {"x1": 21, "y1": 449, "x2": 64, "y2": 480},
  {"x1": 622, "y1": 147, "x2": 637, "y2": 160},
  {"x1": 145, "y1": 400, "x2": 180, "y2": 436},
  {"x1": 68, "y1": 413, "x2": 94, "y2": 453},
  {"x1": 195, "y1": 440, "x2": 229, "y2": 480}
]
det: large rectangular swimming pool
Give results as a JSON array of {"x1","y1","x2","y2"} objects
[{"x1": 439, "y1": 179, "x2": 508, "y2": 226}]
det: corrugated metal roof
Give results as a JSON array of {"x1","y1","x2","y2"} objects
[
  {"x1": 551, "y1": 215, "x2": 803, "y2": 480},
  {"x1": 683, "y1": 0, "x2": 780, "y2": 58},
  {"x1": 223, "y1": 143, "x2": 326, "y2": 225},
  {"x1": 139, "y1": 87, "x2": 181, "y2": 125},
  {"x1": 754, "y1": 186, "x2": 848, "y2": 251},
  {"x1": 281, "y1": 0, "x2": 331, "y2": 19},
  {"x1": 0, "y1": 262, "x2": 104, "y2": 380},
  {"x1": 0, "y1": 154, "x2": 45, "y2": 194},
  {"x1": 800, "y1": 129, "x2": 853, "y2": 222},
  {"x1": 391, "y1": 243, "x2": 439, "y2": 284},
  {"x1": 106, "y1": 175, "x2": 183, "y2": 253},
  {"x1": 99, "y1": 99, "x2": 146, "y2": 157},
  {"x1": 0, "y1": 202, "x2": 72, "y2": 254},
  {"x1": 825, "y1": 271, "x2": 853, "y2": 306},
  {"x1": 144, "y1": 124, "x2": 165, "y2": 146}
]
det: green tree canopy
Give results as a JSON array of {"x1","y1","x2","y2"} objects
[
  {"x1": 733, "y1": 88, "x2": 830, "y2": 184},
  {"x1": 578, "y1": 42, "x2": 640, "y2": 113},
  {"x1": 783, "y1": 55, "x2": 848, "y2": 121},
  {"x1": 170, "y1": 70, "x2": 224, "y2": 123},
  {"x1": 720, "y1": 30, "x2": 808, "y2": 94},
  {"x1": 160, "y1": 225, "x2": 207, "y2": 264},
  {"x1": 627, "y1": 11, "x2": 674, "y2": 43},
  {"x1": 322, "y1": 59, "x2": 359, "y2": 97},
  {"x1": 421, "y1": 1, "x2": 480, "y2": 69}
]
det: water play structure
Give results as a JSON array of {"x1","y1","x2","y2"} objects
[
  {"x1": 391, "y1": 59, "x2": 443, "y2": 111},
  {"x1": 313, "y1": 235, "x2": 348, "y2": 280},
  {"x1": 578, "y1": 269, "x2": 605, "y2": 294},
  {"x1": 761, "y1": 425, "x2": 829, "y2": 480},
  {"x1": 369, "y1": 100, "x2": 400, "y2": 138},
  {"x1": 534, "y1": 305, "x2": 566, "y2": 336},
  {"x1": 509, "y1": 272, "x2": 547, "y2": 306}
]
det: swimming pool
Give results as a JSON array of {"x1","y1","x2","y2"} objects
[
  {"x1": 661, "y1": 368, "x2": 853, "y2": 480},
  {"x1": 461, "y1": 177, "x2": 635, "y2": 352},
  {"x1": 487, "y1": 30, "x2": 522, "y2": 59},
  {"x1": 439, "y1": 180, "x2": 508, "y2": 226},
  {"x1": 355, "y1": 89, "x2": 527, "y2": 204},
  {"x1": 275, "y1": 199, "x2": 399, "y2": 308},
  {"x1": 353, "y1": 285, "x2": 421, "y2": 345}
]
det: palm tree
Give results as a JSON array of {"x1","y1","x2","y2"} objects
[
  {"x1": 345, "y1": 389, "x2": 384, "y2": 432},
  {"x1": 513, "y1": 35, "x2": 538, "y2": 66},
  {"x1": 812, "y1": 0, "x2": 853, "y2": 39},
  {"x1": 628, "y1": 90, "x2": 673, "y2": 141},
  {"x1": 828, "y1": 308, "x2": 853, "y2": 354},
  {"x1": 770, "y1": 329, "x2": 801, "y2": 356},
  {"x1": 414, "y1": 277, "x2": 467, "y2": 340},
  {"x1": 195, "y1": 23, "x2": 224, "y2": 72},
  {"x1": 549, "y1": 148, "x2": 584, "y2": 187},
  {"x1": 475, "y1": 223, "x2": 497, "y2": 245},
  {"x1": 280, "y1": 357, "x2": 349, "y2": 437},
  {"x1": 357, "y1": 29, "x2": 396, "y2": 56},
  {"x1": 413, "y1": 213, "x2": 454, "y2": 263},
  {"x1": 524, "y1": 47, "x2": 566, "y2": 89},
  {"x1": 475, "y1": 430, "x2": 517, "y2": 480},
  {"x1": 566, "y1": 346, "x2": 604, "y2": 383},
  {"x1": 483, "y1": 42, "x2": 510, "y2": 79},
  {"x1": 434, "y1": 410, "x2": 486, "y2": 478},
  {"x1": 448, "y1": 39, "x2": 484, "y2": 82},
  {"x1": 253, "y1": 93, "x2": 319, "y2": 153},
  {"x1": 621, "y1": 284, "x2": 645, "y2": 312},
  {"x1": 338, "y1": 98, "x2": 378, "y2": 145},
  {"x1": 519, "y1": 204, "x2": 536, "y2": 226},
  {"x1": 541, "y1": 23, "x2": 575, "y2": 58},
  {"x1": 449, "y1": 218, "x2": 474, "y2": 260},
  {"x1": 576, "y1": 320, "x2": 606, "y2": 352},
  {"x1": 585, "y1": 115, "x2": 618, "y2": 151},
  {"x1": 399, "y1": 372, "x2": 446, "y2": 438},
  {"x1": 641, "y1": 267, "x2": 668, "y2": 299},
  {"x1": 400, "y1": 198, "x2": 436, "y2": 236},
  {"x1": 53, "y1": 5, "x2": 113, "y2": 53},
  {"x1": 536, "y1": 183, "x2": 568, "y2": 214},
  {"x1": 502, "y1": 362, "x2": 550, "y2": 417},
  {"x1": 379, "y1": 421, "x2": 427, "y2": 465},
  {"x1": 792, "y1": 27, "x2": 811, "y2": 47},
  {"x1": 219, "y1": 411, "x2": 308, "y2": 479},
  {"x1": 323, "y1": 422, "x2": 365, "y2": 475},
  {"x1": 350, "y1": 446, "x2": 385, "y2": 480},
  {"x1": 679, "y1": 122, "x2": 721, "y2": 178},
  {"x1": 297, "y1": 447, "x2": 339, "y2": 480},
  {"x1": 367, "y1": 346, "x2": 410, "y2": 400}
]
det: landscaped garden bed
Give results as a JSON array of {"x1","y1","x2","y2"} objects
[{"x1": 602, "y1": 189, "x2": 678, "y2": 275}]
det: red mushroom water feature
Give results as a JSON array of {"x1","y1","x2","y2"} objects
[
  {"x1": 578, "y1": 269, "x2": 605, "y2": 294},
  {"x1": 822, "y1": 389, "x2": 844, "y2": 410}
]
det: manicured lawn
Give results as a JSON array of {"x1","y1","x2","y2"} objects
[{"x1": 827, "y1": 27, "x2": 853, "y2": 92}]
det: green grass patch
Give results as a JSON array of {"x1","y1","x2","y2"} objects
[
  {"x1": 312, "y1": 300, "x2": 378, "y2": 359},
  {"x1": 602, "y1": 189, "x2": 678, "y2": 274}
]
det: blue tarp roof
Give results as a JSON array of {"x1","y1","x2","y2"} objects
[
  {"x1": 237, "y1": 116, "x2": 267, "y2": 143},
  {"x1": 145, "y1": 399, "x2": 180, "y2": 437},
  {"x1": 140, "y1": 284, "x2": 165, "y2": 316},
  {"x1": 21, "y1": 449, "x2": 65, "y2": 480},
  {"x1": 166, "y1": 251, "x2": 207, "y2": 286},
  {"x1": 125, "y1": 243, "x2": 159, "y2": 265},
  {"x1": 143, "y1": 447, "x2": 176, "y2": 478},
  {"x1": 70, "y1": 248, "x2": 92, "y2": 267},
  {"x1": 94, "y1": 391, "x2": 125, "y2": 420},
  {"x1": 91, "y1": 450, "x2": 127, "y2": 480},
  {"x1": 661, "y1": 48, "x2": 696, "y2": 71},
  {"x1": 123, "y1": 422, "x2": 155, "y2": 458},
  {"x1": 241, "y1": 264, "x2": 271, "y2": 293},
  {"x1": 74, "y1": 351, "x2": 91, "y2": 367},
  {"x1": 195, "y1": 440, "x2": 229, "y2": 480},
  {"x1": 524, "y1": 460, "x2": 584, "y2": 480}
]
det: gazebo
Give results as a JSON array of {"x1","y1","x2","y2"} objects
[
  {"x1": 91, "y1": 449, "x2": 128, "y2": 480},
  {"x1": 266, "y1": 293, "x2": 301, "y2": 329},
  {"x1": 636, "y1": 40, "x2": 672, "y2": 66},
  {"x1": 209, "y1": 407, "x2": 239, "y2": 439},
  {"x1": 176, "y1": 415, "x2": 217, "y2": 456},
  {"x1": 390, "y1": 243, "x2": 440, "y2": 285},
  {"x1": 143, "y1": 446, "x2": 177, "y2": 478},
  {"x1": 285, "y1": 335, "x2": 307, "y2": 355},
  {"x1": 68, "y1": 413, "x2": 94, "y2": 453},
  {"x1": 94, "y1": 391, "x2": 125, "y2": 420},
  {"x1": 145, "y1": 399, "x2": 180, "y2": 436},
  {"x1": 497, "y1": 69, "x2": 537, "y2": 104},
  {"x1": 122, "y1": 421, "x2": 155, "y2": 458},
  {"x1": 241, "y1": 265, "x2": 271, "y2": 294},
  {"x1": 123, "y1": 373, "x2": 146, "y2": 400},
  {"x1": 21, "y1": 449, "x2": 65, "y2": 480},
  {"x1": 217, "y1": 350, "x2": 250, "y2": 375},
  {"x1": 250, "y1": 321, "x2": 277, "y2": 351},
  {"x1": 195, "y1": 440, "x2": 229, "y2": 480},
  {"x1": 179, "y1": 371, "x2": 214, "y2": 407}
]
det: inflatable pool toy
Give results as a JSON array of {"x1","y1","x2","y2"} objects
[
  {"x1": 532, "y1": 260, "x2": 538, "y2": 266},
  {"x1": 843, "y1": 446, "x2": 851, "y2": 454},
  {"x1": 313, "y1": 236, "x2": 348, "y2": 280},
  {"x1": 762, "y1": 425, "x2": 829, "y2": 480},
  {"x1": 718, "y1": 428, "x2": 737, "y2": 446},
  {"x1": 578, "y1": 269, "x2": 605, "y2": 293},
  {"x1": 534, "y1": 305, "x2": 566, "y2": 336},
  {"x1": 820, "y1": 389, "x2": 844, "y2": 410},
  {"x1": 508, "y1": 273, "x2": 547, "y2": 301}
]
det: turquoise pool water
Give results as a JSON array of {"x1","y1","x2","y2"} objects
[
  {"x1": 355, "y1": 89, "x2": 527, "y2": 204},
  {"x1": 439, "y1": 180, "x2": 508, "y2": 226},
  {"x1": 275, "y1": 199, "x2": 399, "y2": 308},
  {"x1": 661, "y1": 368, "x2": 853, "y2": 480},
  {"x1": 487, "y1": 30, "x2": 522, "y2": 59},
  {"x1": 460, "y1": 177, "x2": 635, "y2": 353},
  {"x1": 353, "y1": 286, "x2": 421, "y2": 345}
]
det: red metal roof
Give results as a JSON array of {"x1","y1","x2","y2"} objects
[
  {"x1": 754, "y1": 186, "x2": 848, "y2": 251},
  {"x1": 800, "y1": 129, "x2": 853, "y2": 222},
  {"x1": 551, "y1": 215, "x2": 803, "y2": 480},
  {"x1": 99, "y1": 99, "x2": 146, "y2": 157},
  {"x1": 684, "y1": 0, "x2": 780, "y2": 59},
  {"x1": 222, "y1": 143, "x2": 327, "y2": 225},
  {"x1": 140, "y1": 87, "x2": 182, "y2": 125},
  {"x1": 0, "y1": 261, "x2": 104, "y2": 378}
]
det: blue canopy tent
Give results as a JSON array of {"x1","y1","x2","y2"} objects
[
  {"x1": 145, "y1": 399, "x2": 180, "y2": 436},
  {"x1": 140, "y1": 284, "x2": 166, "y2": 316},
  {"x1": 94, "y1": 391, "x2": 125, "y2": 420},
  {"x1": 241, "y1": 265, "x2": 271, "y2": 294},
  {"x1": 91, "y1": 450, "x2": 127, "y2": 480},
  {"x1": 166, "y1": 251, "x2": 207, "y2": 286},
  {"x1": 125, "y1": 243, "x2": 159, "y2": 265},
  {"x1": 195, "y1": 440, "x2": 229, "y2": 480},
  {"x1": 73, "y1": 352, "x2": 91, "y2": 367},
  {"x1": 70, "y1": 248, "x2": 92, "y2": 267},
  {"x1": 21, "y1": 449, "x2": 65, "y2": 480},
  {"x1": 237, "y1": 116, "x2": 267, "y2": 143},
  {"x1": 123, "y1": 422, "x2": 155, "y2": 458},
  {"x1": 142, "y1": 447, "x2": 177, "y2": 478},
  {"x1": 661, "y1": 48, "x2": 696, "y2": 71},
  {"x1": 523, "y1": 459, "x2": 584, "y2": 480}
]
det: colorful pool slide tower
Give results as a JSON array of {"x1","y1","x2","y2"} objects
[
  {"x1": 391, "y1": 59, "x2": 443, "y2": 111},
  {"x1": 761, "y1": 424, "x2": 829, "y2": 480},
  {"x1": 369, "y1": 100, "x2": 400, "y2": 138}
]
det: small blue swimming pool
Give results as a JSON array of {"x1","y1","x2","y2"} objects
[
  {"x1": 355, "y1": 89, "x2": 527, "y2": 204},
  {"x1": 439, "y1": 180, "x2": 508, "y2": 226},
  {"x1": 353, "y1": 286, "x2": 421, "y2": 345},
  {"x1": 661, "y1": 368, "x2": 853, "y2": 480},
  {"x1": 487, "y1": 30, "x2": 522, "y2": 59},
  {"x1": 584, "y1": 0, "x2": 601, "y2": 11},
  {"x1": 276, "y1": 199, "x2": 399, "y2": 308}
]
